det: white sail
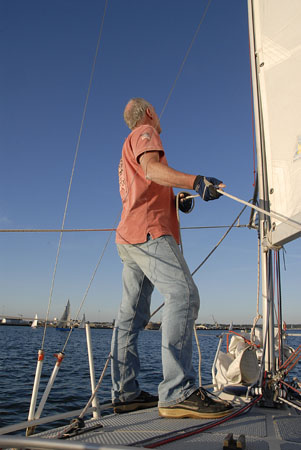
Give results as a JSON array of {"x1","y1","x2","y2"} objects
[
  {"x1": 250, "y1": 0, "x2": 301, "y2": 246},
  {"x1": 31, "y1": 314, "x2": 38, "y2": 328},
  {"x1": 247, "y1": 0, "x2": 301, "y2": 373},
  {"x1": 79, "y1": 314, "x2": 86, "y2": 329},
  {"x1": 56, "y1": 300, "x2": 71, "y2": 329}
]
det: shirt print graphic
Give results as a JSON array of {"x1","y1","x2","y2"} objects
[
  {"x1": 118, "y1": 158, "x2": 127, "y2": 200},
  {"x1": 140, "y1": 132, "x2": 151, "y2": 141}
]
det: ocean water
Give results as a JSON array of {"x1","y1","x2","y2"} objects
[{"x1": 1, "y1": 326, "x2": 300, "y2": 434}]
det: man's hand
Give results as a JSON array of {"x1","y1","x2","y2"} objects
[
  {"x1": 193, "y1": 175, "x2": 225, "y2": 202},
  {"x1": 178, "y1": 192, "x2": 194, "y2": 213}
]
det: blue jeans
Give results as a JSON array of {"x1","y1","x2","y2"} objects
[{"x1": 111, "y1": 235, "x2": 200, "y2": 407}]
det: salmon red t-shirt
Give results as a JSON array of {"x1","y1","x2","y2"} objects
[{"x1": 116, "y1": 125, "x2": 180, "y2": 245}]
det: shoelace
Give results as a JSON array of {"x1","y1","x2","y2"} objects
[
  {"x1": 196, "y1": 387, "x2": 213, "y2": 405},
  {"x1": 196, "y1": 387, "x2": 231, "y2": 407}
]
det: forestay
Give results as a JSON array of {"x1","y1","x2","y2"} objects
[{"x1": 252, "y1": 0, "x2": 301, "y2": 246}]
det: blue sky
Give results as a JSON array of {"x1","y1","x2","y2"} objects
[{"x1": 1, "y1": 0, "x2": 300, "y2": 325}]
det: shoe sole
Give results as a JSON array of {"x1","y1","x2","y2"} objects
[
  {"x1": 114, "y1": 401, "x2": 158, "y2": 414},
  {"x1": 158, "y1": 406, "x2": 233, "y2": 419}
]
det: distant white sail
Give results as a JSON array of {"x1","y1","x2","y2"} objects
[
  {"x1": 56, "y1": 300, "x2": 71, "y2": 329},
  {"x1": 79, "y1": 314, "x2": 86, "y2": 329},
  {"x1": 31, "y1": 314, "x2": 38, "y2": 328},
  {"x1": 251, "y1": 0, "x2": 301, "y2": 245}
]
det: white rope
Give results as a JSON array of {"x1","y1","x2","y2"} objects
[
  {"x1": 176, "y1": 193, "x2": 184, "y2": 253},
  {"x1": 278, "y1": 397, "x2": 301, "y2": 412},
  {"x1": 216, "y1": 190, "x2": 301, "y2": 233},
  {"x1": 175, "y1": 194, "x2": 202, "y2": 386},
  {"x1": 186, "y1": 190, "x2": 301, "y2": 234},
  {"x1": 194, "y1": 325, "x2": 202, "y2": 386}
]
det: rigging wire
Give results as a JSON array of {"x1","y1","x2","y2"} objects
[
  {"x1": 56, "y1": 352, "x2": 112, "y2": 439},
  {"x1": 159, "y1": 0, "x2": 213, "y2": 121},
  {"x1": 41, "y1": 0, "x2": 109, "y2": 350},
  {"x1": 247, "y1": 19, "x2": 257, "y2": 187},
  {"x1": 148, "y1": 203, "x2": 248, "y2": 322},
  {"x1": 274, "y1": 251, "x2": 283, "y2": 367},
  {"x1": 250, "y1": 235, "x2": 262, "y2": 343},
  {"x1": 26, "y1": 0, "x2": 109, "y2": 431},
  {"x1": 61, "y1": 225, "x2": 117, "y2": 353},
  {"x1": 191, "y1": 204, "x2": 248, "y2": 276},
  {"x1": 26, "y1": 0, "x2": 214, "y2": 424},
  {"x1": 57, "y1": 0, "x2": 215, "y2": 350}
]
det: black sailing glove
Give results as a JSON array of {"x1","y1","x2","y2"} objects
[
  {"x1": 193, "y1": 175, "x2": 223, "y2": 201},
  {"x1": 178, "y1": 192, "x2": 194, "y2": 213}
]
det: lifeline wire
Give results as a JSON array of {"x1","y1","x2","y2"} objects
[{"x1": 0, "y1": 224, "x2": 247, "y2": 232}]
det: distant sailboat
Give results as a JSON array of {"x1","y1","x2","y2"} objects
[
  {"x1": 31, "y1": 314, "x2": 38, "y2": 329},
  {"x1": 56, "y1": 300, "x2": 71, "y2": 331},
  {"x1": 78, "y1": 314, "x2": 86, "y2": 329}
]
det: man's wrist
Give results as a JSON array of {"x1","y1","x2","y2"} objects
[{"x1": 193, "y1": 175, "x2": 203, "y2": 191}]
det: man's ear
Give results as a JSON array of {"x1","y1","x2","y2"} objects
[{"x1": 145, "y1": 107, "x2": 153, "y2": 119}]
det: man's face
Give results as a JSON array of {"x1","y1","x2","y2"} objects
[{"x1": 150, "y1": 106, "x2": 162, "y2": 134}]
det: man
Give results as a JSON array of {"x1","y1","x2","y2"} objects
[{"x1": 111, "y1": 98, "x2": 232, "y2": 419}]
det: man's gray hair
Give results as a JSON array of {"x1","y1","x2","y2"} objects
[{"x1": 124, "y1": 98, "x2": 151, "y2": 130}]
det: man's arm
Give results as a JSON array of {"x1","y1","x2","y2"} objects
[{"x1": 139, "y1": 151, "x2": 195, "y2": 189}]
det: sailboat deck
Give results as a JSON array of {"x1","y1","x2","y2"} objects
[{"x1": 19, "y1": 403, "x2": 301, "y2": 449}]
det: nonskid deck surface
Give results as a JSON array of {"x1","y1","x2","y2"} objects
[{"x1": 33, "y1": 404, "x2": 301, "y2": 449}]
